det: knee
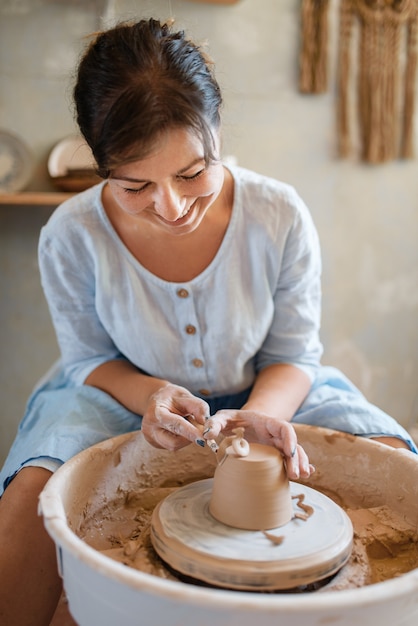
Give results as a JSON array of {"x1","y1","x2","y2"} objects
[{"x1": 0, "y1": 466, "x2": 53, "y2": 513}]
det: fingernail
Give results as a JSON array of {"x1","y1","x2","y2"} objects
[
  {"x1": 196, "y1": 439, "x2": 206, "y2": 447},
  {"x1": 202, "y1": 427, "x2": 211, "y2": 436},
  {"x1": 207, "y1": 439, "x2": 219, "y2": 453}
]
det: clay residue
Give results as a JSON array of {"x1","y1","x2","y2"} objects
[
  {"x1": 347, "y1": 506, "x2": 418, "y2": 585},
  {"x1": 78, "y1": 487, "x2": 180, "y2": 581},
  {"x1": 77, "y1": 486, "x2": 418, "y2": 593},
  {"x1": 317, "y1": 504, "x2": 418, "y2": 592},
  {"x1": 292, "y1": 493, "x2": 315, "y2": 521},
  {"x1": 262, "y1": 530, "x2": 285, "y2": 545}
]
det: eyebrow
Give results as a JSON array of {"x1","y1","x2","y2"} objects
[{"x1": 111, "y1": 157, "x2": 206, "y2": 183}]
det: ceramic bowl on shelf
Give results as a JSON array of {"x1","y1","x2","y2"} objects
[
  {"x1": 0, "y1": 129, "x2": 34, "y2": 193},
  {"x1": 48, "y1": 135, "x2": 101, "y2": 192}
]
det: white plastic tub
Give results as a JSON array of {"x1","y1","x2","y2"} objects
[{"x1": 39, "y1": 425, "x2": 418, "y2": 626}]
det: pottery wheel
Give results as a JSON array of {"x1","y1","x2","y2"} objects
[{"x1": 151, "y1": 478, "x2": 353, "y2": 591}]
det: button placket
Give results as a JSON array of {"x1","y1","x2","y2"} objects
[{"x1": 174, "y1": 285, "x2": 210, "y2": 391}]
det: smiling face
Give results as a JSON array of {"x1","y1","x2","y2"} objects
[{"x1": 106, "y1": 127, "x2": 225, "y2": 237}]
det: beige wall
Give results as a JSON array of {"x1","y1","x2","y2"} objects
[{"x1": 1, "y1": 0, "x2": 417, "y2": 464}]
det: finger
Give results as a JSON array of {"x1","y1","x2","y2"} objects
[
  {"x1": 141, "y1": 425, "x2": 165, "y2": 449},
  {"x1": 267, "y1": 421, "x2": 299, "y2": 479},
  {"x1": 153, "y1": 428, "x2": 192, "y2": 451},
  {"x1": 202, "y1": 410, "x2": 238, "y2": 438},
  {"x1": 175, "y1": 399, "x2": 210, "y2": 427},
  {"x1": 284, "y1": 444, "x2": 313, "y2": 480},
  {"x1": 183, "y1": 413, "x2": 209, "y2": 431},
  {"x1": 297, "y1": 445, "x2": 314, "y2": 478},
  {"x1": 152, "y1": 400, "x2": 197, "y2": 437},
  {"x1": 267, "y1": 420, "x2": 298, "y2": 457},
  {"x1": 165, "y1": 414, "x2": 205, "y2": 445},
  {"x1": 142, "y1": 422, "x2": 187, "y2": 451},
  {"x1": 143, "y1": 411, "x2": 194, "y2": 450},
  {"x1": 284, "y1": 445, "x2": 301, "y2": 480}
]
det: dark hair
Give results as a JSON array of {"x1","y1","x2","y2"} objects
[{"x1": 74, "y1": 19, "x2": 223, "y2": 178}]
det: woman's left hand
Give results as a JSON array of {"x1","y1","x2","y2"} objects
[{"x1": 203, "y1": 409, "x2": 314, "y2": 480}]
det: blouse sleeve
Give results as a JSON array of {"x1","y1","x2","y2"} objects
[
  {"x1": 38, "y1": 223, "x2": 123, "y2": 385},
  {"x1": 254, "y1": 188, "x2": 323, "y2": 381}
]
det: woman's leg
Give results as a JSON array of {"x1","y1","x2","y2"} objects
[
  {"x1": 292, "y1": 366, "x2": 418, "y2": 453},
  {"x1": 0, "y1": 467, "x2": 62, "y2": 626},
  {"x1": 372, "y1": 436, "x2": 410, "y2": 449},
  {"x1": 50, "y1": 592, "x2": 78, "y2": 626}
]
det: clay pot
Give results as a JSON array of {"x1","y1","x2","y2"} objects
[{"x1": 209, "y1": 442, "x2": 293, "y2": 530}]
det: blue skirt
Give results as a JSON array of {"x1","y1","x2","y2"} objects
[{"x1": 1, "y1": 363, "x2": 416, "y2": 495}]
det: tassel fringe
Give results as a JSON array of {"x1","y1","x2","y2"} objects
[
  {"x1": 299, "y1": 0, "x2": 330, "y2": 93},
  {"x1": 301, "y1": 0, "x2": 418, "y2": 162}
]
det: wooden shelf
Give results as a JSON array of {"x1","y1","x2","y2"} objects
[{"x1": 0, "y1": 191, "x2": 74, "y2": 206}]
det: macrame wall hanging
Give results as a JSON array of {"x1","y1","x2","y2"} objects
[
  {"x1": 300, "y1": 0, "x2": 330, "y2": 93},
  {"x1": 299, "y1": 0, "x2": 418, "y2": 163}
]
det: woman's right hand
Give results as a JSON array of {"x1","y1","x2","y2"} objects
[{"x1": 141, "y1": 383, "x2": 210, "y2": 451}]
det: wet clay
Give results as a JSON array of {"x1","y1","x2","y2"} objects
[
  {"x1": 143, "y1": 433, "x2": 346, "y2": 590},
  {"x1": 209, "y1": 438, "x2": 293, "y2": 530},
  {"x1": 150, "y1": 478, "x2": 352, "y2": 590},
  {"x1": 77, "y1": 483, "x2": 418, "y2": 592}
]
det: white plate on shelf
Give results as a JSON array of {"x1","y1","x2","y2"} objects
[
  {"x1": 0, "y1": 129, "x2": 34, "y2": 193},
  {"x1": 48, "y1": 134, "x2": 96, "y2": 178}
]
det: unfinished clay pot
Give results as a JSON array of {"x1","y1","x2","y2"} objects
[{"x1": 209, "y1": 439, "x2": 293, "y2": 530}]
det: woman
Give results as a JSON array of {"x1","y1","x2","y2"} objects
[{"x1": 0, "y1": 18, "x2": 415, "y2": 625}]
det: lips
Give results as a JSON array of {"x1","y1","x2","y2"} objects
[
  {"x1": 178, "y1": 205, "x2": 192, "y2": 220},
  {"x1": 166, "y1": 201, "x2": 196, "y2": 225}
]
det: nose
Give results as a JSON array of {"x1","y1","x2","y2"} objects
[{"x1": 153, "y1": 183, "x2": 186, "y2": 221}]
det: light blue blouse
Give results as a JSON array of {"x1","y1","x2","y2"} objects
[
  {"x1": 38, "y1": 165, "x2": 323, "y2": 398},
  {"x1": 1, "y1": 165, "x2": 416, "y2": 495}
]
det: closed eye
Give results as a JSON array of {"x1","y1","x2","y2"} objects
[
  {"x1": 123, "y1": 183, "x2": 150, "y2": 195},
  {"x1": 120, "y1": 168, "x2": 205, "y2": 194},
  {"x1": 178, "y1": 168, "x2": 205, "y2": 181}
]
